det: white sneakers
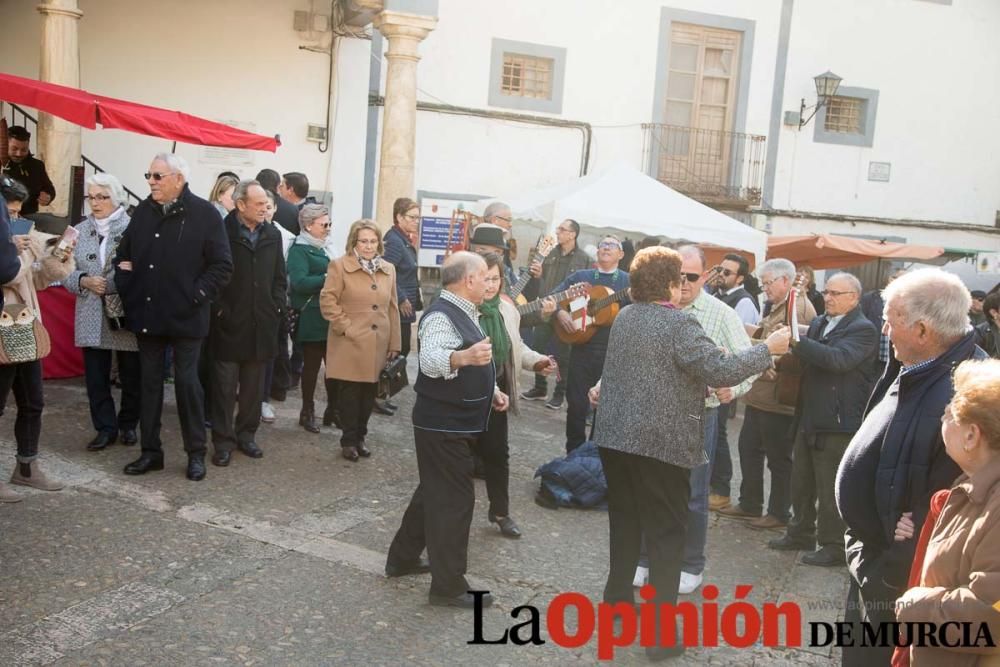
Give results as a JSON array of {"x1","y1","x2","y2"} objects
[
  {"x1": 678, "y1": 571, "x2": 703, "y2": 594},
  {"x1": 261, "y1": 402, "x2": 276, "y2": 424},
  {"x1": 632, "y1": 567, "x2": 704, "y2": 594}
]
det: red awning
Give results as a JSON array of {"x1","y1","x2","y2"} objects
[
  {"x1": 767, "y1": 233, "x2": 944, "y2": 269},
  {"x1": 0, "y1": 72, "x2": 279, "y2": 152}
]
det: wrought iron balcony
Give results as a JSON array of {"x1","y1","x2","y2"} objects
[{"x1": 642, "y1": 123, "x2": 766, "y2": 209}]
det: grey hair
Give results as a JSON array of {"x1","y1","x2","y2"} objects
[
  {"x1": 676, "y1": 244, "x2": 706, "y2": 270},
  {"x1": 152, "y1": 152, "x2": 191, "y2": 181},
  {"x1": 298, "y1": 203, "x2": 329, "y2": 232},
  {"x1": 441, "y1": 251, "x2": 486, "y2": 287},
  {"x1": 759, "y1": 258, "x2": 796, "y2": 283},
  {"x1": 84, "y1": 172, "x2": 127, "y2": 208},
  {"x1": 826, "y1": 272, "x2": 863, "y2": 295},
  {"x1": 232, "y1": 179, "x2": 261, "y2": 204},
  {"x1": 483, "y1": 201, "x2": 511, "y2": 222},
  {"x1": 882, "y1": 268, "x2": 971, "y2": 340}
]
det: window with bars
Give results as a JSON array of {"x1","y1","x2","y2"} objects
[
  {"x1": 824, "y1": 96, "x2": 864, "y2": 134},
  {"x1": 501, "y1": 53, "x2": 554, "y2": 100}
]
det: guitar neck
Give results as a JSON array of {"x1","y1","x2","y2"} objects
[
  {"x1": 517, "y1": 286, "x2": 578, "y2": 315},
  {"x1": 508, "y1": 270, "x2": 532, "y2": 300},
  {"x1": 589, "y1": 288, "x2": 629, "y2": 313}
]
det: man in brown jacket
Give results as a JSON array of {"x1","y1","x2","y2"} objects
[{"x1": 720, "y1": 258, "x2": 816, "y2": 529}]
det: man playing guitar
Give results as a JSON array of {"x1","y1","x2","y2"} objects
[{"x1": 544, "y1": 235, "x2": 630, "y2": 453}]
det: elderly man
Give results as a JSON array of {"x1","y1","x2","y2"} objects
[
  {"x1": 835, "y1": 268, "x2": 984, "y2": 667},
  {"x1": 768, "y1": 273, "x2": 877, "y2": 567},
  {"x1": 1, "y1": 126, "x2": 55, "y2": 216},
  {"x1": 208, "y1": 180, "x2": 287, "y2": 467},
  {"x1": 720, "y1": 258, "x2": 816, "y2": 528},
  {"x1": 468, "y1": 223, "x2": 516, "y2": 288},
  {"x1": 633, "y1": 246, "x2": 757, "y2": 594},
  {"x1": 115, "y1": 153, "x2": 233, "y2": 481},
  {"x1": 385, "y1": 252, "x2": 509, "y2": 608}
]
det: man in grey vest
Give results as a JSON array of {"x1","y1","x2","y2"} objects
[{"x1": 385, "y1": 252, "x2": 509, "y2": 608}]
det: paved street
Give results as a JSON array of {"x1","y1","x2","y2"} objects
[{"x1": 1, "y1": 361, "x2": 849, "y2": 666}]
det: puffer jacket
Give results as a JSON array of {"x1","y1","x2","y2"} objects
[{"x1": 534, "y1": 440, "x2": 607, "y2": 509}]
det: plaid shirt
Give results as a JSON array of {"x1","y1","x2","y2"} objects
[
  {"x1": 417, "y1": 290, "x2": 484, "y2": 380},
  {"x1": 683, "y1": 290, "x2": 758, "y2": 408}
]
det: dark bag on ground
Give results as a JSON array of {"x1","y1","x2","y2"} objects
[
  {"x1": 534, "y1": 439, "x2": 607, "y2": 510},
  {"x1": 378, "y1": 356, "x2": 408, "y2": 399}
]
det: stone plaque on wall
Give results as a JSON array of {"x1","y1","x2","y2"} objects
[{"x1": 868, "y1": 161, "x2": 891, "y2": 182}]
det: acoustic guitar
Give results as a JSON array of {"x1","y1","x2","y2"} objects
[
  {"x1": 773, "y1": 274, "x2": 807, "y2": 408},
  {"x1": 555, "y1": 284, "x2": 631, "y2": 345},
  {"x1": 508, "y1": 234, "x2": 557, "y2": 303},
  {"x1": 516, "y1": 283, "x2": 589, "y2": 317}
]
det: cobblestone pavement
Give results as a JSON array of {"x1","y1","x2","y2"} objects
[{"x1": 0, "y1": 364, "x2": 849, "y2": 666}]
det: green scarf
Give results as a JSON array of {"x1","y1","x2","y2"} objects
[{"x1": 478, "y1": 294, "x2": 511, "y2": 367}]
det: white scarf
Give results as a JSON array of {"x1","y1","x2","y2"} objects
[
  {"x1": 94, "y1": 206, "x2": 125, "y2": 267},
  {"x1": 296, "y1": 231, "x2": 333, "y2": 259}
]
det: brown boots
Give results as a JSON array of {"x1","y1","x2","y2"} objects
[{"x1": 10, "y1": 460, "x2": 64, "y2": 492}]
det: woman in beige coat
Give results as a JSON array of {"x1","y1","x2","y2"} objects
[
  {"x1": 320, "y1": 219, "x2": 400, "y2": 462},
  {"x1": 0, "y1": 226, "x2": 76, "y2": 503},
  {"x1": 473, "y1": 253, "x2": 557, "y2": 537}
]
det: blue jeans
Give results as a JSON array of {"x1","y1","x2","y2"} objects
[{"x1": 710, "y1": 403, "x2": 733, "y2": 496}]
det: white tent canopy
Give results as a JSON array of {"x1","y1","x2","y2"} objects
[{"x1": 475, "y1": 162, "x2": 767, "y2": 263}]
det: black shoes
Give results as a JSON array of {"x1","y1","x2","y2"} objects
[
  {"x1": 429, "y1": 592, "x2": 493, "y2": 609},
  {"x1": 356, "y1": 442, "x2": 371, "y2": 458},
  {"x1": 384, "y1": 399, "x2": 399, "y2": 410},
  {"x1": 341, "y1": 446, "x2": 359, "y2": 462},
  {"x1": 489, "y1": 514, "x2": 522, "y2": 539},
  {"x1": 123, "y1": 453, "x2": 164, "y2": 475},
  {"x1": 299, "y1": 412, "x2": 320, "y2": 434},
  {"x1": 186, "y1": 455, "x2": 206, "y2": 481},
  {"x1": 521, "y1": 387, "x2": 547, "y2": 401},
  {"x1": 87, "y1": 431, "x2": 117, "y2": 451},
  {"x1": 322, "y1": 409, "x2": 341, "y2": 429},
  {"x1": 800, "y1": 546, "x2": 845, "y2": 567},
  {"x1": 238, "y1": 441, "x2": 263, "y2": 459},
  {"x1": 212, "y1": 450, "x2": 232, "y2": 467},
  {"x1": 545, "y1": 393, "x2": 564, "y2": 410},
  {"x1": 372, "y1": 401, "x2": 395, "y2": 416},
  {"x1": 385, "y1": 556, "x2": 431, "y2": 578},
  {"x1": 768, "y1": 534, "x2": 816, "y2": 551},
  {"x1": 121, "y1": 429, "x2": 138, "y2": 446}
]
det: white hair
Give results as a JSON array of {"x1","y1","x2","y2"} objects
[
  {"x1": 84, "y1": 172, "x2": 127, "y2": 208},
  {"x1": 882, "y1": 268, "x2": 971, "y2": 340},
  {"x1": 483, "y1": 201, "x2": 510, "y2": 222},
  {"x1": 825, "y1": 272, "x2": 863, "y2": 295},
  {"x1": 152, "y1": 152, "x2": 190, "y2": 181},
  {"x1": 232, "y1": 179, "x2": 261, "y2": 204},
  {"x1": 759, "y1": 258, "x2": 796, "y2": 282},
  {"x1": 676, "y1": 244, "x2": 706, "y2": 270}
]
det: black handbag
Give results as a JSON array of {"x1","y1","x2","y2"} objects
[
  {"x1": 378, "y1": 356, "x2": 408, "y2": 399},
  {"x1": 287, "y1": 295, "x2": 314, "y2": 340}
]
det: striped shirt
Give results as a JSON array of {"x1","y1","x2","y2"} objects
[
  {"x1": 684, "y1": 290, "x2": 758, "y2": 408},
  {"x1": 417, "y1": 290, "x2": 485, "y2": 380}
]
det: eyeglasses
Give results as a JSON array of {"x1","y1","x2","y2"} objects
[
  {"x1": 403, "y1": 213, "x2": 420, "y2": 221},
  {"x1": 493, "y1": 215, "x2": 512, "y2": 224},
  {"x1": 144, "y1": 171, "x2": 175, "y2": 181},
  {"x1": 556, "y1": 226, "x2": 574, "y2": 233},
  {"x1": 598, "y1": 242, "x2": 622, "y2": 250},
  {"x1": 761, "y1": 278, "x2": 786, "y2": 289},
  {"x1": 86, "y1": 194, "x2": 111, "y2": 202},
  {"x1": 822, "y1": 289, "x2": 855, "y2": 297},
  {"x1": 356, "y1": 238, "x2": 379, "y2": 244},
  {"x1": 680, "y1": 272, "x2": 702, "y2": 283}
]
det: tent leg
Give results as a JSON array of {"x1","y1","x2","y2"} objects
[{"x1": 171, "y1": 141, "x2": 176, "y2": 154}]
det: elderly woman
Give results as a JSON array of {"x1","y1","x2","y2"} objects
[
  {"x1": 894, "y1": 359, "x2": 1000, "y2": 666},
  {"x1": 208, "y1": 174, "x2": 238, "y2": 219},
  {"x1": 589, "y1": 246, "x2": 788, "y2": 660},
  {"x1": 0, "y1": 201, "x2": 76, "y2": 502},
  {"x1": 65, "y1": 173, "x2": 140, "y2": 451},
  {"x1": 320, "y1": 219, "x2": 400, "y2": 461},
  {"x1": 287, "y1": 204, "x2": 337, "y2": 433},
  {"x1": 475, "y1": 253, "x2": 557, "y2": 538},
  {"x1": 378, "y1": 196, "x2": 422, "y2": 415}
]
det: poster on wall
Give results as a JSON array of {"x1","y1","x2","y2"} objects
[{"x1": 417, "y1": 196, "x2": 478, "y2": 267}]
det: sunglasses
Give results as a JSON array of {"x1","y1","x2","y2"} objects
[
  {"x1": 315, "y1": 222, "x2": 332, "y2": 229},
  {"x1": 598, "y1": 242, "x2": 622, "y2": 250},
  {"x1": 681, "y1": 272, "x2": 702, "y2": 283},
  {"x1": 144, "y1": 171, "x2": 175, "y2": 181},
  {"x1": 719, "y1": 268, "x2": 736, "y2": 277}
]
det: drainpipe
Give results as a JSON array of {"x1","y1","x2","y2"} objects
[{"x1": 361, "y1": 32, "x2": 383, "y2": 219}]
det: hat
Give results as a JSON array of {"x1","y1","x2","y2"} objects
[
  {"x1": 971, "y1": 290, "x2": 987, "y2": 300},
  {"x1": 469, "y1": 223, "x2": 508, "y2": 250}
]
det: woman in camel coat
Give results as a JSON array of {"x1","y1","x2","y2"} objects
[{"x1": 320, "y1": 219, "x2": 400, "y2": 462}]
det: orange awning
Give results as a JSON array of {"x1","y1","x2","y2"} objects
[
  {"x1": 766, "y1": 234, "x2": 944, "y2": 269},
  {"x1": 698, "y1": 244, "x2": 756, "y2": 272}
]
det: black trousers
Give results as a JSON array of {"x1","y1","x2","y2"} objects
[
  {"x1": 0, "y1": 360, "x2": 44, "y2": 460},
  {"x1": 387, "y1": 428, "x2": 477, "y2": 598},
  {"x1": 565, "y1": 344, "x2": 606, "y2": 452},
  {"x1": 211, "y1": 359, "x2": 266, "y2": 453},
  {"x1": 400, "y1": 321, "x2": 413, "y2": 359},
  {"x1": 138, "y1": 335, "x2": 206, "y2": 457},
  {"x1": 301, "y1": 341, "x2": 338, "y2": 417},
  {"x1": 83, "y1": 347, "x2": 141, "y2": 436},
  {"x1": 600, "y1": 447, "x2": 690, "y2": 607},
  {"x1": 736, "y1": 405, "x2": 796, "y2": 520},
  {"x1": 472, "y1": 375, "x2": 510, "y2": 517},
  {"x1": 338, "y1": 380, "x2": 376, "y2": 447},
  {"x1": 788, "y1": 432, "x2": 851, "y2": 550},
  {"x1": 264, "y1": 316, "x2": 291, "y2": 402},
  {"x1": 842, "y1": 579, "x2": 895, "y2": 667}
]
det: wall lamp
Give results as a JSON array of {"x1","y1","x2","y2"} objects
[{"x1": 799, "y1": 71, "x2": 843, "y2": 129}]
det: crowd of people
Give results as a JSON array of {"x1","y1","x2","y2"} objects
[{"x1": 2, "y1": 138, "x2": 999, "y2": 664}]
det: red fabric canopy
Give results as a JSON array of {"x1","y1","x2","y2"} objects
[{"x1": 0, "y1": 72, "x2": 279, "y2": 152}]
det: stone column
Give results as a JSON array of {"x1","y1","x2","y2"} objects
[
  {"x1": 36, "y1": 0, "x2": 83, "y2": 217},
  {"x1": 373, "y1": 10, "x2": 437, "y2": 231}
]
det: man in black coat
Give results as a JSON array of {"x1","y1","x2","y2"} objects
[
  {"x1": 1, "y1": 126, "x2": 56, "y2": 216},
  {"x1": 768, "y1": 273, "x2": 878, "y2": 567},
  {"x1": 834, "y1": 269, "x2": 985, "y2": 667},
  {"x1": 208, "y1": 180, "x2": 287, "y2": 467},
  {"x1": 860, "y1": 267, "x2": 906, "y2": 379},
  {"x1": 114, "y1": 153, "x2": 233, "y2": 481},
  {"x1": 255, "y1": 168, "x2": 299, "y2": 236}
]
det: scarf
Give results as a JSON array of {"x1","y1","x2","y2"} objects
[
  {"x1": 477, "y1": 294, "x2": 511, "y2": 366},
  {"x1": 296, "y1": 231, "x2": 333, "y2": 259},
  {"x1": 93, "y1": 206, "x2": 126, "y2": 267},
  {"x1": 355, "y1": 250, "x2": 382, "y2": 276}
]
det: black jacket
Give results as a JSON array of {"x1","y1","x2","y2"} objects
[
  {"x1": 975, "y1": 320, "x2": 1000, "y2": 358},
  {"x1": 272, "y1": 196, "x2": 300, "y2": 236},
  {"x1": 0, "y1": 195, "x2": 22, "y2": 302},
  {"x1": 2, "y1": 154, "x2": 55, "y2": 216},
  {"x1": 860, "y1": 289, "x2": 884, "y2": 331},
  {"x1": 209, "y1": 211, "x2": 287, "y2": 362},
  {"x1": 114, "y1": 185, "x2": 233, "y2": 338},
  {"x1": 793, "y1": 307, "x2": 878, "y2": 436}
]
